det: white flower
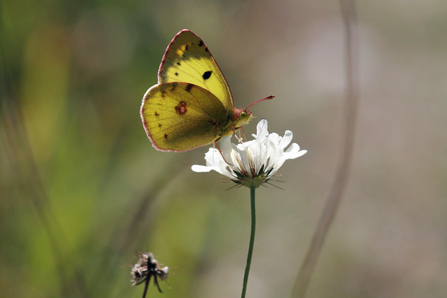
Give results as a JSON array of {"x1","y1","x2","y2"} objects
[{"x1": 191, "y1": 120, "x2": 307, "y2": 188}]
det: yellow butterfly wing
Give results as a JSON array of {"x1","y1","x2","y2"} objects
[
  {"x1": 141, "y1": 29, "x2": 258, "y2": 152},
  {"x1": 141, "y1": 82, "x2": 229, "y2": 152},
  {"x1": 158, "y1": 29, "x2": 234, "y2": 114}
]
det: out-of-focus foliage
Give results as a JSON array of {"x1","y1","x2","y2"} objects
[{"x1": 1, "y1": 0, "x2": 447, "y2": 297}]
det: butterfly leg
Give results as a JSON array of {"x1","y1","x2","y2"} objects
[
  {"x1": 232, "y1": 126, "x2": 244, "y2": 143},
  {"x1": 239, "y1": 126, "x2": 248, "y2": 142},
  {"x1": 213, "y1": 141, "x2": 234, "y2": 166}
]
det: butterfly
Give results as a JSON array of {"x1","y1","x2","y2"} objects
[{"x1": 140, "y1": 29, "x2": 273, "y2": 152}]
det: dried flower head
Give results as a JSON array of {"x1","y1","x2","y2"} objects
[{"x1": 131, "y1": 252, "x2": 169, "y2": 295}]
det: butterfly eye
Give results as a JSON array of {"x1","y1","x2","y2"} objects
[{"x1": 239, "y1": 111, "x2": 252, "y2": 125}]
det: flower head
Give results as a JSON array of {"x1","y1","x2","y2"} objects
[
  {"x1": 131, "y1": 252, "x2": 169, "y2": 293},
  {"x1": 191, "y1": 120, "x2": 307, "y2": 188}
]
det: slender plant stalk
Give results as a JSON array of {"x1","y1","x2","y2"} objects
[
  {"x1": 291, "y1": 1, "x2": 360, "y2": 297},
  {"x1": 241, "y1": 187, "x2": 257, "y2": 298},
  {"x1": 141, "y1": 278, "x2": 150, "y2": 298}
]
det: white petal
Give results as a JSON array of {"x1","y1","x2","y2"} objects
[
  {"x1": 220, "y1": 166, "x2": 238, "y2": 180},
  {"x1": 284, "y1": 144, "x2": 307, "y2": 159},
  {"x1": 219, "y1": 135, "x2": 233, "y2": 163},
  {"x1": 236, "y1": 145, "x2": 251, "y2": 175},
  {"x1": 204, "y1": 149, "x2": 221, "y2": 166},
  {"x1": 268, "y1": 133, "x2": 280, "y2": 145},
  {"x1": 191, "y1": 165, "x2": 214, "y2": 172},
  {"x1": 256, "y1": 119, "x2": 269, "y2": 143},
  {"x1": 279, "y1": 130, "x2": 293, "y2": 148}
]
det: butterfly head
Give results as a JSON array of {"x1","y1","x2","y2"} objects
[{"x1": 232, "y1": 107, "x2": 253, "y2": 127}]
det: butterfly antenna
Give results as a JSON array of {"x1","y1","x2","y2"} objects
[{"x1": 244, "y1": 95, "x2": 275, "y2": 111}]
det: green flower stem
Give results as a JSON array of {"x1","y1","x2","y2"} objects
[{"x1": 241, "y1": 187, "x2": 256, "y2": 298}]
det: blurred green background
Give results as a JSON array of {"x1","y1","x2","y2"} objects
[{"x1": 1, "y1": 0, "x2": 447, "y2": 297}]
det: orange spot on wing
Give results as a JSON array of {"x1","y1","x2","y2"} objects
[{"x1": 175, "y1": 101, "x2": 187, "y2": 115}]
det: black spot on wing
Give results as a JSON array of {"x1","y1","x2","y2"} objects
[
  {"x1": 155, "y1": 112, "x2": 159, "y2": 116},
  {"x1": 175, "y1": 72, "x2": 178, "y2": 76},
  {"x1": 202, "y1": 71, "x2": 212, "y2": 80},
  {"x1": 177, "y1": 62, "x2": 181, "y2": 66},
  {"x1": 164, "y1": 134, "x2": 168, "y2": 139},
  {"x1": 198, "y1": 40, "x2": 204, "y2": 47},
  {"x1": 185, "y1": 84, "x2": 193, "y2": 93}
]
